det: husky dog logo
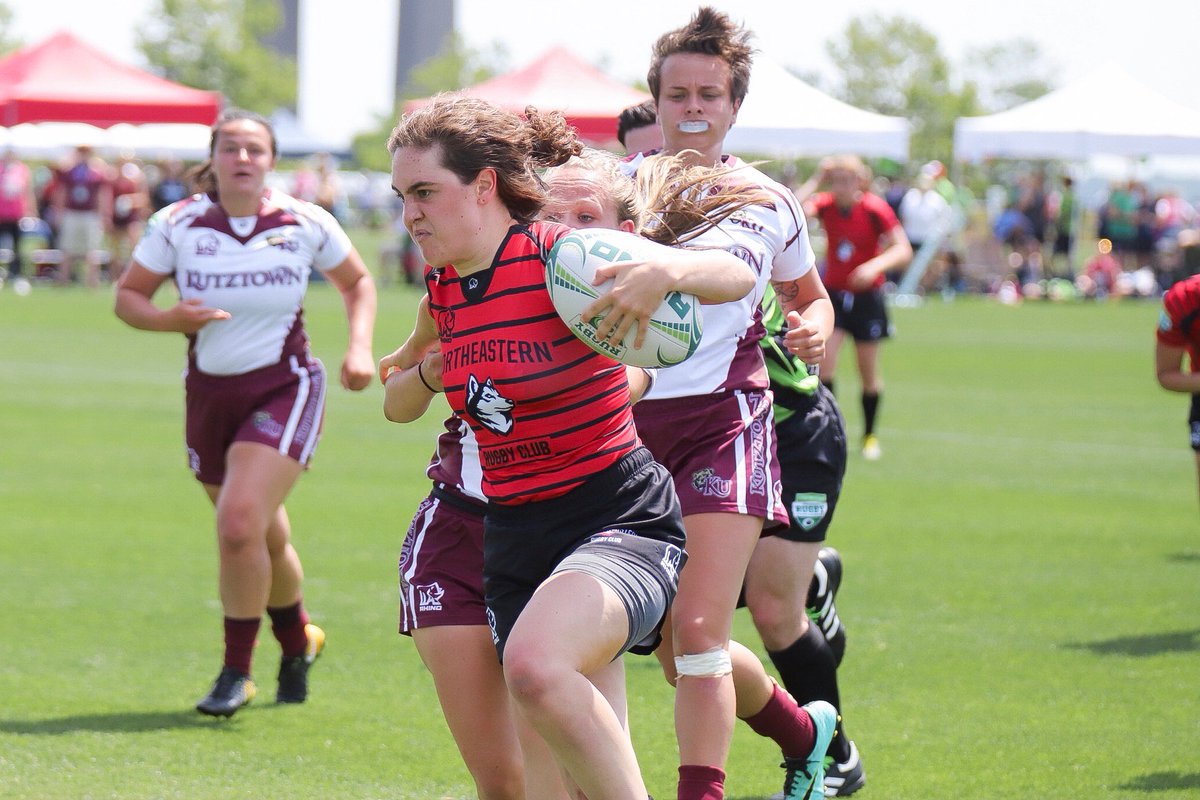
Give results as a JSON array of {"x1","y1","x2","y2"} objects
[
  {"x1": 417, "y1": 582, "x2": 445, "y2": 612},
  {"x1": 466, "y1": 374, "x2": 515, "y2": 435},
  {"x1": 435, "y1": 308, "x2": 456, "y2": 342}
]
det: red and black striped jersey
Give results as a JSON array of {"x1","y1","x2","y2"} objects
[
  {"x1": 1158, "y1": 274, "x2": 1200, "y2": 371},
  {"x1": 425, "y1": 221, "x2": 639, "y2": 504}
]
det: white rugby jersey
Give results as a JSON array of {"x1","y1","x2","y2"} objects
[
  {"x1": 627, "y1": 153, "x2": 815, "y2": 398},
  {"x1": 133, "y1": 189, "x2": 353, "y2": 375}
]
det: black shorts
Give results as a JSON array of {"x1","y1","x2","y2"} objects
[
  {"x1": 772, "y1": 383, "x2": 847, "y2": 542},
  {"x1": 483, "y1": 446, "x2": 687, "y2": 662},
  {"x1": 1188, "y1": 395, "x2": 1200, "y2": 451},
  {"x1": 830, "y1": 288, "x2": 891, "y2": 342}
]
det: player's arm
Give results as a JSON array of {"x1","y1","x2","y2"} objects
[
  {"x1": 378, "y1": 294, "x2": 439, "y2": 383},
  {"x1": 847, "y1": 224, "x2": 914, "y2": 291},
  {"x1": 625, "y1": 367, "x2": 657, "y2": 404},
  {"x1": 793, "y1": 157, "x2": 832, "y2": 204},
  {"x1": 773, "y1": 270, "x2": 834, "y2": 367},
  {"x1": 1155, "y1": 340, "x2": 1200, "y2": 393},
  {"x1": 114, "y1": 261, "x2": 231, "y2": 333},
  {"x1": 585, "y1": 244, "x2": 755, "y2": 348},
  {"x1": 383, "y1": 348, "x2": 443, "y2": 423},
  {"x1": 380, "y1": 295, "x2": 444, "y2": 422},
  {"x1": 98, "y1": 177, "x2": 114, "y2": 233},
  {"x1": 324, "y1": 249, "x2": 377, "y2": 391}
]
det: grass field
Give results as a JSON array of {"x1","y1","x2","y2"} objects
[{"x1": 1, "y1": 274, "x2": 1197, "y2": 799}]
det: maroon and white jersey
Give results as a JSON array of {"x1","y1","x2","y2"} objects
[
  {"x1": 60, "y1": 161, "x2": 107, "y2": 212},
  {"x1": 626, "y1": 153, "x2": 815, "y2": 398},
  {"x1": 133, "y1": 189, "x2": 352, "y2": 375},
  {"x1": 426, "y1": 414, "x2": 486, "y2": 504}
]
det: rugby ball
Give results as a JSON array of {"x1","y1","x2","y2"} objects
[{"x1": 545, "y1": 228, "x2": 703, "y2": 368}]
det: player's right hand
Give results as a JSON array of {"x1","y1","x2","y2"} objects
[{"x1": 170, "y1": 297, "x2": 230, "y2": 334}]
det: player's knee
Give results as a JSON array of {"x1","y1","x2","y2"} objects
[
  {"x1": 745, "y1": 594, "x2": 797, "y2": 643},
  {"x1": 672, "y1": 613, "x2": 726, "y2": 655},
  {"x1": 501, "y1": 641, "x2": 560, "y2": 708},
  {"x1": 214, "y1": 505, "x2": 265, "y2": 552}
]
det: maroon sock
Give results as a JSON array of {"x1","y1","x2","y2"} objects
[
  {"x1": 678, "y1": 764, "x2": 725, "y2": 800},
  {"x1": 267, "y1": 601, "x2": 310, "y2": 658},
  {"x1": 742, "y1": 683, "x2": 816, "y2": 759},
  {"x1": 223, "y1": 617, "x2": 261, "y2": 675}
]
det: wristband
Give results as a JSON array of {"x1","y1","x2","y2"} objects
[{"x1": 416, "y1": 361, "x2": 440, "y2": 393}]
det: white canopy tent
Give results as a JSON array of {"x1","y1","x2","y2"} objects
[
  {"x1": 105, "y1": 123, "x2": 210, "y2": 159},
  {"x1": 0, "y1": 121, "x2": 108, "y2": 157},
  {"x1": 954, "y1": 66, "x2": 1200, "y2": 162},
  {"x1": 0, "y1": 121, "x2": 209, "y2": 160},
  {"x1": 724, "y1": 58, "x2": 910, "y2": 161},
  {"x1": 270, "y1": 109, "x2": 351, "y2": 159}
]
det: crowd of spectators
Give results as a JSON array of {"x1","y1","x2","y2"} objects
[
  {"x1": 864, "y1": 162, "x2": 1200, "y2": 304},
  {"x1": 985, "y1": 171, "x2": 1198, "y2": 302},
  {"x1": 0, "y1": 146, "x2": 393, "y2": 291},
  {"x1": 5, "y1": 144, "x2": 1199, "y2": 305}
]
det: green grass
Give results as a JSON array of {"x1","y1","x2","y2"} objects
[{"x1": 1, "y1": 273, "x2": 1197, "y2": 799}]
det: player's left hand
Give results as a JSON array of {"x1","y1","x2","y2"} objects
[
  {"x1": 342, "y1": 345, "x2": 375, "y2": 391},
  {"x1": 584, "y1": 260, "x2": 671, "y2": 349},
  {"x1": 783, "y1": 310, "x2": 825, "y2": 365},
  {"x1": 846, "y1": 264, "x2": 879, "y2": 292}
]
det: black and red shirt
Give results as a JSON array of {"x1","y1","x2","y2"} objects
[
  {"x1": 425, "y1": 221, "x2": 639, "y2": 504},
  {"x1": 808, "y1": 191, "x2": 901, "y2": 292},
  {"x1": 1158, "y1": 274, "x2": 1200, "y2": 371}
]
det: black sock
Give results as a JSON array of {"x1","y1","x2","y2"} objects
[
  {"x1": 861, "y1": 391, "x2": 880, "y2": 437},
  {"x1": 822, "y1": 378, "x2": 835, "y2": 397},
  {"x1": 768, "y1": 624, "x2": 852, "y2": 762}
]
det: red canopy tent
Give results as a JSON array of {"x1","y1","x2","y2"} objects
[
  {"x1": 405, "y1": 47, "x2": 649, "y2": 145},
  {"x1": 0, "y1": 31, "x2": 221, "y2": 128}
]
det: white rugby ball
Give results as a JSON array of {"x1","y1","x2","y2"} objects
[{"x1": 545, "y1": 228, "x2": 703, "y2": 368}]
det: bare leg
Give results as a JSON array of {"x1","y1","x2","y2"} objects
[
  {"x1": 819, "y1": 327, "x2": 848, "y2": 384},
  {"x1": 413, "y1": 625, "x2": 529, "y2": 800},
  {"x1": 1194, "y1": 452, "x2": 1200, "y2": 514},
  {"x1": 204, "y1": 442, "x2": 304, "y2": 619},
  {"x1": 503, "y1": 571, "x2": 644, "y2": 800},
  {"x1": 744, "y1": 537, "x2": 822, "y2": 651},
  {"x1": 671, "y1": 512, "x2": 762, "y2": 769},
  {"x1": 854, "y1": 340, "x2": 883, "y2": 395}
]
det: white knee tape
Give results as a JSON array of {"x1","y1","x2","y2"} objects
[{"x1": 674, "y1": 647, "x2": 732, "y2": 678}]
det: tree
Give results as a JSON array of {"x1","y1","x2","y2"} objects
[
  {"x1": 0, "y1": 2, "x2": 22, "y2": 56},
  {"x1": 136, "y1": 0, "x2": 297, "y2": 114},
  {"x1": 962, "y1": 39, "x2": 1057, "y2": 111},
  {"x1": 350, "y1": 32, "x2": 503, "y2": 172},
  {"x1": 825, "y1": 14, "x2": 962, "y2": 164},
  {"x1": 822, "y1": 14, "x2": 1053, "y2": 165}
]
